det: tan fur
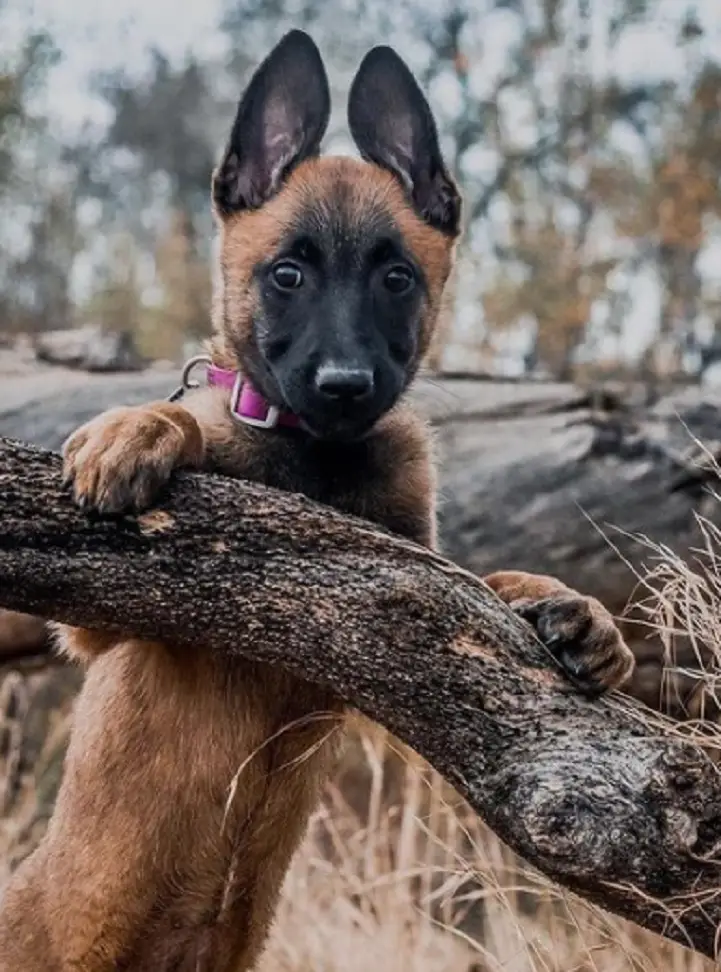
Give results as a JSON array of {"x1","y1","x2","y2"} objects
[
  {"x1": 0, "y1": 152, "x2": 632, "y2": 972},
  {"x1": 211, "y1": 157, "x2": 457, "y2": 368},
  {"x1": 0, "y1": 641, "x2": 341, "y2": 972}
]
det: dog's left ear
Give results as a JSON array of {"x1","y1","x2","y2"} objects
[
  {"x1": 213, "y1": 30, "x2": 330, "y2": 215},
  {"x1": 348, "y1": 46, "x2": 461, "y2": 236}
]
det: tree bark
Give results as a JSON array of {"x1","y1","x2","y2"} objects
[
  {"x1": 2, "y1": 369, "x2": 721, "y2": 871},
  {"x1": 428, "y1": 379, "x2": 721, "y2": 604},
  {"x1": 425, "y1": 378, "x2": 721, "y2": 714},
  {"x1": 1, "y1": 436, "x2": 721, "y2": 960},
  {"x1": 4, "y1": 370, "x2": 720, "y2": 610}
]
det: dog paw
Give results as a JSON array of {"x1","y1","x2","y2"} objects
[
  {"x1": 62, "y1": 404, "x2": 202, "y2": 515},
  {"x1": 512, "y1": 594, "x2": 634, "y2": 696}
]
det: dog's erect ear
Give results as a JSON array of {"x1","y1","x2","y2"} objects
[
  {"x1": 348, "y1": 46, "x2": 461, "y2": 236},
  {"x1": 213, "y1": 30, "x2": 330, "y2": 215}
]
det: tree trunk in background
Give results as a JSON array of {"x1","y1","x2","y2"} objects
[
  {"x1": 2, "y1": 366, "x2": 721, "y2": 866},
  {"x1": 0, "y1": 654, "x2": 82, "y2": 879},
  {"x1": 423, "y1": 378, "x2": 721, "y2": 715}
]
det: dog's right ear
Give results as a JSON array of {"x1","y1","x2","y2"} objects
[
  {"x1": 212, "y1": 30, "x2": 330, "y2": 216},
  {"x1": 348, "y1": 46, "x2": 461, "y2": 236}
]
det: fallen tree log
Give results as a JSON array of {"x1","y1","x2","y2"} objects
[
  {"x1": 1, "y1": 435, "x2": 721, "y2": 960},
  {"x1": 3, "y1": 368, "x2": 721, "y2": 878},
  {"x1": 3, "y1": 367, "x2": 720, "y2": 607},
  {"x1": 2, "y1": 372, "x2": 721, "y2": 881},
  {"x1": 3, "y1": 372, "x2": 721, "y2": 713}
]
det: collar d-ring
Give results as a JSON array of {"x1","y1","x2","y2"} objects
[{"x1": 167, "y1": 354, "x2": 213, "y2": 402}]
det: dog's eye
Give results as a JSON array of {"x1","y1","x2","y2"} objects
[
  {"x1": 272, "y1": 262, "x2": 303, "y2": 290},
  {"x1": 384, "y1": 266, "x2": 414, "y2": 295}
]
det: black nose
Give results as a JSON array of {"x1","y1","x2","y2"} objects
[{"x1": 315, "y1": 365, "x2": 374, "y2": 402}]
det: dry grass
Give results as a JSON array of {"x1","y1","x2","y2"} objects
[
  {"x1": 262, "y1": 449, "x2": 721, "y2": 972},
  {"x1": 259, "y1": 728, "x2": 714, "y2": 972}
]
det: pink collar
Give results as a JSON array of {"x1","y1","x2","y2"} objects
[{"x1": 206, "y1": 364, "x2": 301, "y2": 430}]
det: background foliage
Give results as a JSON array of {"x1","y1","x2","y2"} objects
[{"x1": 2, "y1": 0, "x2": 721, "y2": 379}]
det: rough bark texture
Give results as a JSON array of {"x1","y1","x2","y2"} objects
[
  {"x1": 3, "y1": 367, "x2": 721, "y2": 885},
  {"x1": 4, "y1": 370, "x2": 721, "y2": 712},
  {"x1": 4, "y1": 369, "x2": 720, "y2": 608},
  {"x1": 1, "y1": 435, "x2": 721, "y2": 960}
]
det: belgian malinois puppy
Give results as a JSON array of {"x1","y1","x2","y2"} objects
[{"x1": 0, "y1": 31, "x2": 633, "y2": 972}]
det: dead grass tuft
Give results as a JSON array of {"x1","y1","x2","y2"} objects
[
  {"x1": 260, "y1": 728, "x2": 714, "y2": 971},
  {"x1": 263, "y1": 440, "x2": 721, "y2": 971}
]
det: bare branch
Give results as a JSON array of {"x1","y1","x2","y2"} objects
[{"x1": 1, "y1": 435, "x2": 721, "y2": 959}]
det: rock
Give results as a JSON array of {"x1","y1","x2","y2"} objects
[{"x1": 33, "y1": 327, "x2": 144, "y2": 373}]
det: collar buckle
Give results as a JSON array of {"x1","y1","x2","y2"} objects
[{"x1": 229, "y1": 373, "x2": 280, "y2": 429}]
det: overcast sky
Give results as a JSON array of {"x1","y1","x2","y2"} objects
[
  {"x1": 4, "y1": 0, "x2": 226, "y2": 134},
  {"x1": 5, "y1": 0, "x2": 721, "y2": 371},
  {"x1": 5, "y1": 0, "x2": 721, "y2": 140}
]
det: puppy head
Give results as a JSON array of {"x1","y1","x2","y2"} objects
[{"x1": 212, "y1": 31, "x2": 461, "y2": 441}]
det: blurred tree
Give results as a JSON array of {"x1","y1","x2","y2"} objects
[
  {"x1": 81, "y1": 234, "x2": 144, "y2": 338},
  {"x1": 69, "y1": 52, "x2": 223, "y2": 355},
  {"x1": 6, "y1": 189, "x2": 82, "y2": 334},
  {"x1": 0, "y1": 12, "x2": 64, "y2": 336},
  {"x1": 451, "y1": 0, "x2": 721, "y2": 380},
  {"x1": 140, "y1": 209, "x2": 212, "y2": 361},
  {"x1": 96, "y1": 52, "x2": 219, "y2": 233},
  {"x1": 0, "y1": 25, "x2": 58, "y2": 196}
]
